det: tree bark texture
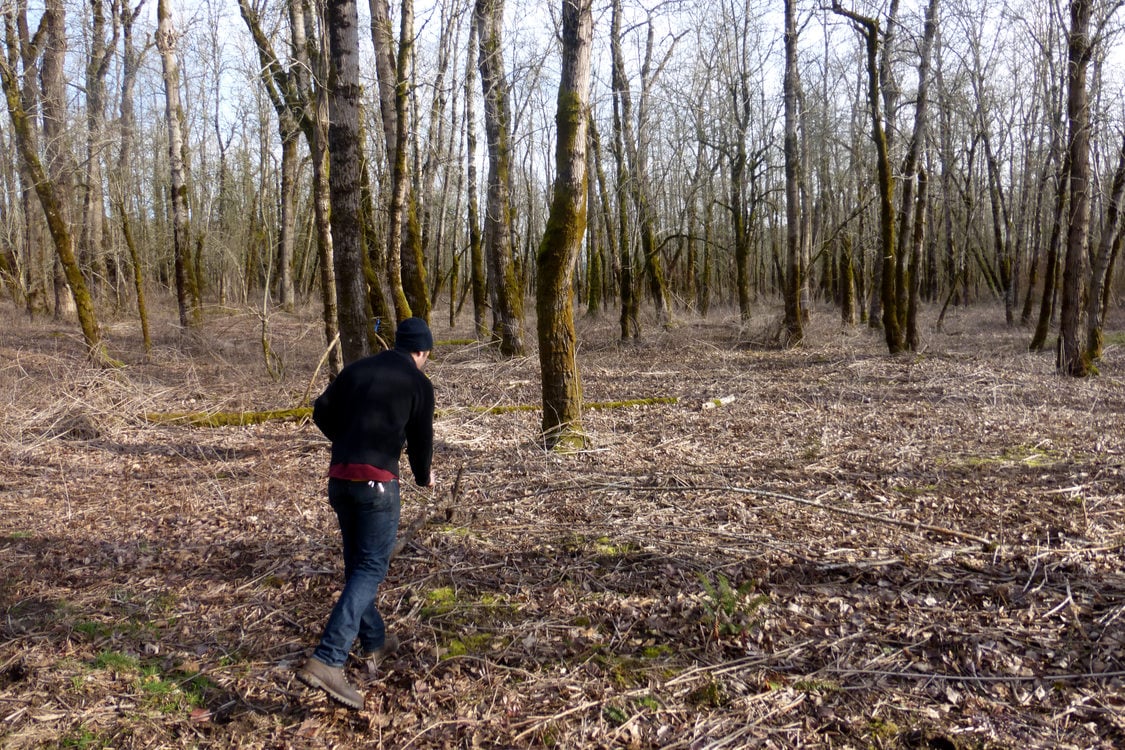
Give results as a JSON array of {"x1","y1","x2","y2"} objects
[
  {"x1": 156, "y1": 0, "x2": 200, "y2": 329},
  {"x1": 834, "y1": 2, "x2": 901, "y2": 353},
  {"x1": 465, "y1": 18, "x2": 489, "y2": 339},
  {"x1": 782, "y1": 0, "x2": 804, "y2": 344},
  {"x1": 475, "y1": 0, "x2": 524, "y2": 355},
  {"x1": 1057, "y1": 0, "x2": 1092, "y2": 376},
  {"x1": 537, "y1": 0, "x2": 592, "y2": 450},
  {"x1": 326, "y1": 0, "x2": 371, "y2": 364},
  {"x1": 0, "y1": 13, "x2": 102, "y2": 358}
]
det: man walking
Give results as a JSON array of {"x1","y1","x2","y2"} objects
[{"x1": 296, "y1": 317, "x2": 436, "y2": 709}]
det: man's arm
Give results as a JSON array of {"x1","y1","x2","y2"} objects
[{"x1": 404, "y1": 378, "x2": 435, "y2": 486}]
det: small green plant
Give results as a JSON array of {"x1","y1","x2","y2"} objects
[
  {"x1": 602, "y1": 704, "x2": 628, "y2": 726},
  {"x1": 59, "y1": 726, "x2": 105, "y2": 749},
  {"x1": 74, "y1": 621, "x2": 111, "y2": 639},
  {"x1": 698, "y1": 572, "x2": 769, "y2": 643},
  {"x1": 421, "y1": 586, "x2": 458, "y2": 618},
  {"x1": 442, "y1": 632, "x2": 495, "y2": 658},
  {"x1": 91, "y1": 650, "x2": 140, "y2": 673},
  {"x1": 687, "y1": 678, "x2": 726, "y2": 708}
]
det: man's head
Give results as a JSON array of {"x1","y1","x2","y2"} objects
[{"x1": 394, "y1": 317, "x2": 433, "y2": 357}]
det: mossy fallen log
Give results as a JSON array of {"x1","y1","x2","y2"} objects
[
  {"x1": 462, "y1": 396, "x2": 678, "y2": 415},
  {"x1": 144, "y1": 407, "x2": 312, "y2": 427},
  {"x1": 143, "y1": 396, "x2": 678, "y2": 427}
]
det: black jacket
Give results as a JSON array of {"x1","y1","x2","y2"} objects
[{"x1": 312, "y1": 349, "x2": 434, "y2": 485}]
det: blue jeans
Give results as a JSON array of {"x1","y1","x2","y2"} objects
[{"x1": 312, "y1": 478, "x2": 401, "y2": 667}]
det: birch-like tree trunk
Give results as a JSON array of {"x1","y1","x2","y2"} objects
[
  {"x1": 537, "y1": 0, "x2": 592, "y2": 451},
  {"x1": 156, "y1": 0, "x2": 200, "y2": 328}
]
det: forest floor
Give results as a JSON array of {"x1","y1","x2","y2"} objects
[{"x1": 1, "y1": 298, "x2": 1124, "y2": 749}]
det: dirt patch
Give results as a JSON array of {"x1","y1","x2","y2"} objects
[{"x1": 1, "y1": 299, "x2": 1123, "y2": 748}]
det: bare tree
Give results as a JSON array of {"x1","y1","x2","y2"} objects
[
  {"x1": 899, "y1": 0, "x2": 939, "y2": 349},
  {"x1": 537, "y1": 0, "x2": 592, "y2": 450},
  {"x1": 1086, "y1": 131, "x2": 1125, "y2": 362},
  {"x1": 325, "y1": 0, "x2": 371, "y2": 364},
  {"x1": 113, "y1": 0, "x2": 151, "y2": 353},
  {"x1": 782, "y1": 0, "x2": 804, "y2": 344},
  {"x1": 475, "y1": 0, "x2": 524, "y2": 355},
  {"x1": 833, "y1": 1, "x2": 902, "y2": 353},
  {"x1": 0, "y1": 3, "x2": 104, "y2": 358},
  {"x1": 464, "y1": 16, "x2": 489, "y2": 338},
  {"x1": 156, "y1": 0, "x2": 201, "y2": 328},
  {"x1": 610, "y1": 0, "x2": 671, "y2": 328},
  {"x1": 237, "y1": 0, "x2": 343, "y2": 374}
]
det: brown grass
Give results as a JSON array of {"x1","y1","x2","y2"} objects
[{"x1": 1, "y1": 298, "x2": 1124, "y2": 749}]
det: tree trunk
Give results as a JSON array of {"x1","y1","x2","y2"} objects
[
  {"x1": 157, "y1": 0, "x2": 200, "y2": 329},
  {"x1": 1085, "y1": 132, "x2": 1125, "y2": 362},
  {"x1": 114, "y1": 0, "x2": 150, "y2": 354},
  {"x1": 611, "y1": 6, "x2": 670, "y2": 328},
  {"x1": 537, "y1": 0, "x2": 592, "y2": 451},
  {"x1": 834, "y1": 2, "x2": 901, "y2": 353},
  {"x1": 475, "y1": 0, "x2": 524, "y2": 355},
  {"x1": 80, "y1": 0, "x2": 116, "y2": 299},
  {"x1": 782, "y1": 0, "x2": 804, "y2": 344},
  {"x1": 1056, "y1": 0, "x2": 1092, "y2": 376},
  {"x1": 608, "y1": 1, "x2": 639, "y2": 339},
  {"x1": 277, "y1": 120, "x2": 299, "y2": 311},
  {"x1": 464, "y1": 18, "x2": 488, "y2": 339},
  {"x1": 898, "y1": 0, "x2": 938, "y2": 349},
  {"x1": 0, "y1": 13, "x2": 103, "y2": 359},
  {"x1": 325, "y1": 0, "x2": 371, "y2": 364}
]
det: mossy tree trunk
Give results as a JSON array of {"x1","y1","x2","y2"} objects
[
  {"x1": 537, "y1": 0, "x2": 592, "y2": 451},
  {"x1": 475, "y1": 0, "x2": 524, "y2": 356},
  {"x1": 0, "y1": 18, "x2": 103, "y2": 359}
]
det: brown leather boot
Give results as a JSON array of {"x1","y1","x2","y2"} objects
[
  {"x1": 360, "y1": 632, "x2": 400, "y2": 673},
  {"x1": 295, "y1": 656, "x2": 363, "y2": 709}
]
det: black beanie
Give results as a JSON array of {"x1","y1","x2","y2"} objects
[{"x1": 394, "y1": 317, "x2": 433, "y2": 352}]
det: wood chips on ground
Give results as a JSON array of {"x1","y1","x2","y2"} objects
[{"x1": 1, "y1": 301, "x2": 1123, "y2": 749}]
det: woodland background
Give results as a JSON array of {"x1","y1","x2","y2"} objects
[{"x1": 2, "y1": 0, "x2": 1125, "y2": 746}]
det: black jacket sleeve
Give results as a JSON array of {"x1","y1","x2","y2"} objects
[{"x1": 404, "y1": 376, "x2": 435, "y2": 485}]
